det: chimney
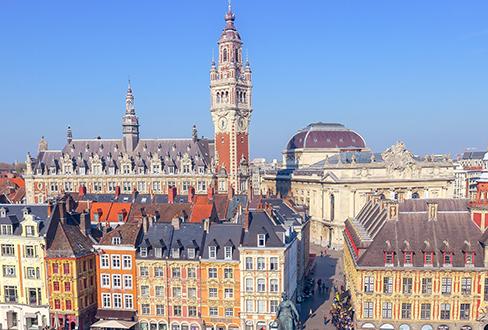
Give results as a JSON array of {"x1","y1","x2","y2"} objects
[
  {"x1": 80, "y1": 211, "x2": 91, "y2": 237},
  {"x1": 172, "y1": 216, "x2": 181, "y2": 230},
  {"x1": 243, "y1": 206, "x2": 251, "y2": 232},
  {"x1": 228, "y1": 185, "x2": 235, "y2": 200},
  {"x1": 78, "y1": 185, "x2": 86, "y2": 197},
  {"x1": 142, "y1": 216, "x2": 149, "y2": 234},
  {"x1": 168, "y1": 186, "x2": 177, "y2": 204},
  {"x1": 47, "y1": 200, "x2": 54, "y2": 218},
  {"x1": 207, "y1": 186, "x2": 215, "y2": 201},
  {"x1": 188, "y1": 186, "x2": 195, "y2": 203},
  {"x1": 387, "y1": 201, "x2": 399, "y2": 221},
  {"x1": 115, "y1": 186, "x2": 121, "y2": 199},
  {"x1": 427, "y1": 202, "x2": 438, "y2": 221},
  {"x1": 58, "y1": 200, "x2": 67, "y2": 224}
]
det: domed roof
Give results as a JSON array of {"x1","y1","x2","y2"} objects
[{"x1": 286, "y1": 122, "x2": 366, "y2": 151}]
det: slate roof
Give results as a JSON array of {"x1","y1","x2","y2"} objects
[
  {"x1": 33, "y1": 137, "x2": 214, "y2": 175},
  {"x1": 98, "y1": 222, "x2": 142, "y2": 246},
  {"x1": 345, "y1": 198, "x2": 485, "y2": 268},
  {"x1": 242, "y1": 210, "x2": 287, "y2": 248},
  {"x1": 462, "y1": 151, "x2": 486, "y2": 160},
  {"x1": 78, "y1": 193, "x2": 189, "y2": 204},
  {"x1": 0, "y1": 204, "x2": 50, "y2": 235},
  {"x1": 136, "y1": 223, "x2": 174, "y2": 259},
  {"x1": 168, "y1": 223, "x2": 205, "y2": 260},
  {"x1": 202, "y1": 223, "x2": 243, "y2": 260}
]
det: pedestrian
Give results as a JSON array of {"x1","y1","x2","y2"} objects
[{"x1": 309, "y1": 308, "x2": 313, "y2": 317}]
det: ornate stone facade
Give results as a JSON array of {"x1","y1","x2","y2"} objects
[
  {"x1": 210, "y1": 3, "x2": 253, "y2": 193},
  {"x1": 263, "y1": 141, "x2": 455, "y2": 248},
  {"x1": 24, "y1": 4, "x2": 253, "y2": 204}
]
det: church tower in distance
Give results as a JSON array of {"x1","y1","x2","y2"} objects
[{"x1": 210, "y1": 3, "x2": 252, "y2": 193}]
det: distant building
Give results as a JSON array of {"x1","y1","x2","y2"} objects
[
  {"x1": 453, "y1": 150, "x2": 488, "y2": 199},
  {"x1": 263, "y1": 139, "x2": 455, "y2": 248},
  {"x1": 343, "y1": 196, "x2": 487, "y2": 330}
]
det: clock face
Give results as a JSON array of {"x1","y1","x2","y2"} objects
[
  {"x1": 219, "y1": 117, "x2": 228, "y2": 130},
  {"x1": 238, "y1": 117, "x2": 247, "y2": 130}
]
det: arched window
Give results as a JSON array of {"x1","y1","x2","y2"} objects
[
  {"x1": 216, "y1": 92, "x2": 221, "y2": 103},
  {"x1": 225, "y1": 91, "x2": 229, "y2": 102},
  {"x1": 412, "y1": 192, "x2": 420, "y2": 199},
  {"x1": 243, "y1": 92, "x2": 247, "y2": 103},
  {"x1": 236, "y1": 50, "x2": 239, "y2": 62},
  {"x1": 223, "y1": 48, "x2": 228, "y2": 62}
]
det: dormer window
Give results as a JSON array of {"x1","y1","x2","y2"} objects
[
  {"x1": 140, "y1": 247, "x2": 147, "y2": 257},
  {"x1": 108, "y1": 167, "x2": 115, "y2": 175},
  {"x1": 443, "y1": 253, "x2": 452, "y2": 267},
  {"x1": 182, "y1": 164, "x2": 190, "y2": 174},
  {"x1": 424, "y1": 252, "x2": 434, "y2": 266},
  {"x1": 122, "y1": 165, "x2": 131, "y2": 175},
  {"x1": 224, "y1": 246, "x2": 232, "y2": 260},
  {"x1": 257, "y1": 234, "x2": 266, "y2": 247},
  {"x1": 172, "y1": 248, "x2": 180, "y2": 259},
  {"x1": 118, "y1": 213, "x2": 124, "y2": 222},
  {"x1": 0, "y1": 208, "x2": 6, "y2": 218},
  {"x1": 384, "y1": 252, "x2": 394, "y2": 266},
  {"x1": 152, "y1": 165, "x2": 160, "y2": 174},
  {"x1": 404, "y1": 252, "x2": 413, "y2": 266},
  {"x1": 112, "y1": 237, "x2": 121, "y2": 245},
  {"x1": 188, "y1": 248, "x2": 195, "y2": 259},
  {"x1": 25, "y1": 226, "x2": 35, "y2": 237},
  {"x1": 79, "y1": 167, "x2": 86, "y2": 175},
  {"x1": 209, "y1": 246, "x2": 217, "y2": 259},
  {"x1": 465, "y1": 253, "x2": 474, "y2": 266},
  {"x1": 198, "y1": 166, "x2": 205, "y2": 174},
  {"x1": 1, "y1": 225, "x2": 13, "y2": 235},
  {"x1": 155, "y1": 248, "x2": 162, "y2": 258},
  {"x1": 168, "y1": 166, "x2": 175, "y2": 174},
  {"x1": 92, "y1": 165, "x2": 102, "y2": 175}
]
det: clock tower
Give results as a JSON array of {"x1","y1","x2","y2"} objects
[{"x1": 210, "y1": 3, "x2": 252, "y2": 193}]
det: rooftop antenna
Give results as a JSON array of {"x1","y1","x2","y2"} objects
[{"x1": 228, "y1": 0, "x2": 232, "y2": 11}]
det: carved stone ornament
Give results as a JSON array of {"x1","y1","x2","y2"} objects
[{"x1": 381, "y1": 141, "x2": 416, "y2": 173}]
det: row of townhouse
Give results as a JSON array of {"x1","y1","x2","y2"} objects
[
  {"x1": 0, "y1": 200, "x2": 98, "y2": 330},
  {"x1": 92, "y1": 198, "x2": 310, "y2": 330}
]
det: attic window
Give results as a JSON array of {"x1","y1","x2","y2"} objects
[
  {"x1": 224, "y1": 246, "x2": 232, "y2": 260},
  {"x1": 424, "y1": 252, "x2": 434, "y2": 266},
  {"x1": 1, "y1": 225, "x2": 13, "y2": 236},
  {"x1": 209, "y1": 246, "x2": 217, "y2": 259},
  {"x1": 118, "y1": 213, "x2": 124, "y2": 222},
  {"x1": 257, "y1": 234, "x2": 266, "y2": 247},
  {"x1": 140, "y1": 247, "x2": 147, "y2": 257},
  {"x1": 384, "y1": 252, "x2": 394, "y2": 266},
  {"x1": 25, "y1": 226, "x2": 35, "y2": 237},
  {"x1": 465, "y1": 253, "x2": 474, "y2": 266},
  {"x1": 0, "y1": 208, "x2": 6, "y2": 218},
  {"x1": 188, "y1": 248, "x2": 195, "y2": 259},
  {"x1": 443, "y1": 252, "x2": 452, "y2": 267},
  {"x1": 404, "y1": 252, "x2": 413, "y2": 266},
  {"x1": 172, "y1": 248, "x2": 180, "y2": 259},
  {"x1": 112, "y1": 237, "x2": 121, "y2": 245},
  {"x1": 155, "y1": 248, "x2": 162, "y2": 258}
]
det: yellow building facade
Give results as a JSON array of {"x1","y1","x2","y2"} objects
[
  {"x1": 343, "y1": 197, "x2": 487, "y2": 330},
  {"x1": 0, "y1": 207, "x2": 50, "y2": 329}
]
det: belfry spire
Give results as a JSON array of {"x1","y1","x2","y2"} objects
[{"x1": 122, "y1": 80, "x2": 140, "y2": 152}]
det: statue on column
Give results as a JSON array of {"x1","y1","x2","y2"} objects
[{"x1": 275, "y1": 292, "x2": 300, "y2": 330}]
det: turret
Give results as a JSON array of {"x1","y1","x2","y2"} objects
[{"x1": 122, "y1": 81, "x2": 140, "y2": 152}]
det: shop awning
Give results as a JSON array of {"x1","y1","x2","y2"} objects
[{"x1": 91, "y1": 320, "x2": 137, "y2": 329}]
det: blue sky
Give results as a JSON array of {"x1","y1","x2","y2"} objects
[{"x1": 1, "y1": 0, "x2": 487, "y2": 163}]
